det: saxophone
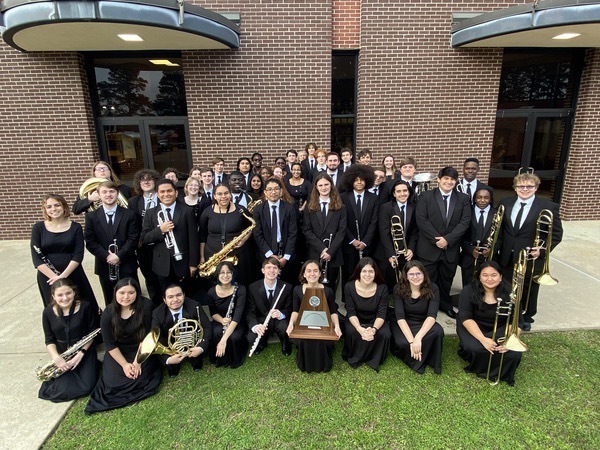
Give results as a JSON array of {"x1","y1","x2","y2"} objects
[
  {"x1": 198, "y1": 209, "x2": 256, "y2": 277},
  {"x1": 36, "y1": 328, "x2": 101, "y2": 381}
]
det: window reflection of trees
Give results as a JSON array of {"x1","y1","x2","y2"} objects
[{"x1": 98, "y1": 68, "x2": 153, "y2": 116}]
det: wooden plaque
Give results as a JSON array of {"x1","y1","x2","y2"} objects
[{"x1": 288, "y1": 287, "x2": 338, "y2": 340}]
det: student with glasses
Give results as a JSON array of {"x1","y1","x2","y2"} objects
[{"x1": 390, "y1": 260, "x2": 444, "y2": 375}]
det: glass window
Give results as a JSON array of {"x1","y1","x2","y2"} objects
[
  {"x1": 332, "y1": 51, "x2": 357, "y2": 154},
  {"x1": 94, "y1": 57, "x2": 187, "y2": 117}
]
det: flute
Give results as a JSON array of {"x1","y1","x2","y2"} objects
[
  {"x1": 248, "y1": 284, "x2": 286, "y2": 357},
  {"x1": 355, "y1": 219, "x2": 363, "y2": 259},
  {"x1": 223, "y1": 284, "x2": 238, "y2": 333},
  {"x1": 33, "y1": 245, "x2": 60, "y2": 275}
]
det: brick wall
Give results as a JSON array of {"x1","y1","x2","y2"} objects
[
  {"x1": 356, "y1": 1, "x2": 530, "y2": 180},
  {"x1": 184, "y1": 1, "x2": 332, "y2": 170},
  {"x1": 561, "y1": 48, "x2": 600, "y2": 220},
  {"x1": 0, "y1": 44, "x2": 97, "y2": 239},
  {"x1": 333, "y1": 0, "x2": 361, "y2": 49}
]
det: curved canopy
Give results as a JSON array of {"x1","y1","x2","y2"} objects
[
  {"x1": 0, "y1": 0, "x2": 240, "y2": 52},
  {"x1": 452, "y1": 0, "x2": 600, "y2": 48}
]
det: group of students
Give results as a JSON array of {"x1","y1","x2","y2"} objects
[{"x1": 32, "y1": 147, "x2": 563, "y2": 413}]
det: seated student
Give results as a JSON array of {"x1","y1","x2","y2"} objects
[
  {"x1": 151, "y1": 283, "x2": 211, "y2": 377},
  {"x1": 207, "y1": 262, "x2": 248, "y2": 368},
  {"x1": 85, "y1": 278, "x2": 162, "y2": 415},
  {"x1": 391, "y1": 261, "x2": 444, "y2": 374},
  {"x1": 38, "y1": 279, "x2": 99, "y2": 402},
  {"x1": 286, "y1": 260, "x2": 342, "y2": 373},
  {"x1": 247, "y1": 257, "x2": 293, "y2": 356}
]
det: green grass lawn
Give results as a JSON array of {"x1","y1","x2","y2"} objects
[{"x1": 44, "y1": 330, "x2": 600, "y2": 449}]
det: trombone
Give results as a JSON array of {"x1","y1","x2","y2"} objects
[
  {"x1": 390, "y1": 214, "x2": 407, "y2": 283},
  {"x1": 523, "y1": 209, "x2": 558, "y2": 314},
  {"x1": 486, "y1": 249, "x2": 528, "y2": 385},
  {"x1": 473, "y1": 205, "x2": 504, "y2": 277}
]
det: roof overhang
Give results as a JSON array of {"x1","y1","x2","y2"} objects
[
  {"x1": 451, "y1": 0, "x2": 600, "y2": 48},
  {"x1": 0, "y1": 0, "x2": 240, "y2": 52}
]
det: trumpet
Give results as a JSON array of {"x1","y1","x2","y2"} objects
[
  {"x1": 390, "y1": 214, "x2": 408, "y2": 283},
  {"x1": 524, "y1": 209, "x2": 558, "y2": 313},
  {"x1": 158, "y1": 205, "x2": 183, "y2": 261},
  {"x1": 486, "y1": 249, "x2": 528, "y2": 385},
  {"x1": 355, "y1": 219, "x2": 363, "y2": 259},
  {"x1": 36, "y1": 328, "x2": 101, "y2": 381},
  {"x1": 473, "y1": 205, "x2": 504, "y2": 277},
  {"x1": 136, "y1": 307, "x2": 204, "y2": 364},
  {"x1": 321, "y1": 233, "x2": 333, "y2": 284},
  {"x1": 108, "y1": 239, "x2": 119, "y2": 281}
]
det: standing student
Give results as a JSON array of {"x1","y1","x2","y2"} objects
[
  {"x1": 85, "y1": 181, "x2": 139, "y2": 305},
  {"x1": 415, "y1": 166, "x2": 471, "y2": 319}
]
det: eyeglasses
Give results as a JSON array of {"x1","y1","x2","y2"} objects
[
  {"x1": 407, "y1": 272, "x2": 423, "y2": 278},
  {"x1": 515, "y1": 185, "x2": 536, "y2": 190},
  {"x1": 265, "y1": 187, "x2": 281, "y2": 192},
  {"x1": 95, "y1": 166, "x2": 110, "y2": 172}
]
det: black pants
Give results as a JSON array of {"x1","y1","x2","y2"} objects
[{"x1": 421, "y1": 255, "x2": 458, "y2": 311}]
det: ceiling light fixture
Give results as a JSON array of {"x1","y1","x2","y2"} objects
[
  {"x1": 149, "y1": 59, "x2": 180, "y2": 66},
  {"x1": 118, "y1": 34, "x2": 143, "y2": 42},
  {"x1": 552, "y1": 33, "x2": 581, "y2": 40}
]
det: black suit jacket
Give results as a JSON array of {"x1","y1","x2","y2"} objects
[
  {"x1": 84, "y1": 205, "x2": 139, "y2": 275},
  {"x1": 497, "y1": 196, "x2": 563, "y2": 268},
  {"x1": 460, "y1": 206, "x2": 498, "y2": 267},
  {"x1": 458, "y1": 179, "x2": 493, "y2": 205},
  {"x1": 324, "y1": 169, "x2": 344, "y2": 191},
  {"x1": 140, "y1": 202, "x2": 199, "y2": 278},
  {"x1": 151, "y1": 298, "x2": 212, "y2": 365},
  {"x1": 246, "y1": 280, "x2": 292, "y2": 330},
  {"x1": 301, "y1": 158, "x2": 316, "y2": 180},
  {"x1": 302, "y1": 204, "x2": 347, "y2": 267},
  {"x1": 340, "y1": 191, "x2": 379, "y2": 256},
  {"x1": 252, "y1": 201, "x2": 298, "y2": 260},
  {"x1": 415, "y1": 189, "x2": 472, "y2": 264},
  {"x1": 213, "y1": 172, "x2": 229, "y2": 186},
  {"x1": 378, "y1": 200, "x2": 418, "y2": 259}
]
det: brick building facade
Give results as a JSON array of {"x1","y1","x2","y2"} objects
[{"x1": 0, "y1": 0, "x2": 598, "y2": 238}]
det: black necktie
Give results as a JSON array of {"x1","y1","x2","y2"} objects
[
  {"x1": 107, "y1": 211, "x2": 114, "y2": 227},
  {"x1": 442, "y1": 195, "x2": 449, "y2": 221},
  {"x1": 477, "y1": 210, "x2": 485, "y2": 242},
  {"x1": 207, "y1": 191, "x2": 211, "y2": 201},
  {"x1": 514, "y1": 202, "x2": 526, "y2": 231},
  {"x1": 400, "y1": 205, "x2": 406, "y2": 229},
  {"x1": 271, "y1": 205, "x2": 279, "y2": 251},
  {"x1": 173, "y1": 312, "x2": 179, "y2": 323},
  {"x1": 217, "y1": 175, "x2": 222, "y2": 185},
  {"x1": 373, "y1": 187, "x2": 378, "y2": 196},
  {"x1": 466, "y1": 183, "x2": 472, "y2": 202},
  {"x1": 356, "y1": 194, "x2": 362, "y2": 221},
  {"x1": 234, "y1": 194, "x2": 241, "y2": 205},
  {"x1": 145, "y1": 198, "x2": 153, "y2": 210},
  {"x1": 310, "y1": 159, "x2": 314, "y2": 170},
  {"x1": 166, "y1": 207, "x2": 173, "y2": 221},
  {"x1": 268, "y1": 289, "x2": 274, "y2": 303},
  {"x1": 321, "y1": 202, "x2": 327, "y2": 220}
]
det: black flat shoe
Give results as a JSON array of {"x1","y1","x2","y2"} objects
[
  {"x1": 522, "y1": 322, "x2": 531, "y2": 332},
  {"x1": 444, "y1": 309, "x2": 457, "y2": 319}
]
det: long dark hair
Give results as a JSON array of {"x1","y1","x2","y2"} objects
[
  {"x1": 308, "y1": 172, "x2": 343, "y2": 212},
  {"x1": 298, "y1": 259, "x2": 323, "y2": 284},
  {"x1": 50, "y1": 278, "x2": 80, "y2": 315},
  {"x1": 110, "y1": 277, "x2": 146, "y2": 342},
  {"x1": 394, "y1": 260, "x2": 434, "y2": 301},
  {"x1": 469, "y1": 261, "x2": 511, "y2": 309},
  {"x1": 215, "y1": 261, "x2": 236, "y2": 286},
  {"x1": 349, "y1": 257, "x2": 385, "y2": 285}
]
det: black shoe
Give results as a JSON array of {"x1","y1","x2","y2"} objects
[
  {"x1": 281, "y1": 342, "x2": 292, "y2": 356},
  {"x1": 444, "y1": 308, "x2": 457, "y2": 319},
  {"x1": 524, "y1": 316, "x2": 535, "y2": 323},
  {"x1": 253, "y1": 345, "x2": 265, "y2": 356},
  {"x1": 522, "y1": 322, "x2": 531, "y2": 332}
]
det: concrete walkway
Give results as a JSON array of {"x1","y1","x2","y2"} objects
[{"x1": 0, "y1": 221, "x2": 599, "y2": 449}]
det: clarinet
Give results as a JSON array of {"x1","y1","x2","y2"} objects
[
  {"x1": 249, "y1": 284, "x2": 286, "y2": 357},
  {"x1": 355, "y1": 219, "x2": 363, "y2": 259},
  {"x1": 33, "y1": 245, "x2": 60, "y2": 275},
  {"x1": 223, "y1": 283, "x2": 238, "y2": 333}
]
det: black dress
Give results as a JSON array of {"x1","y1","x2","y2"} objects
[
  {"x1": 206, "y1": 284, "x2": 248, "y2": 368},
  {"x1": 38, "y1": 301, "x2": 99, "y2": 402},
  {"x1": 391, "y1": 283, "x2": 444, "y2": 374},
  {"x1": 285, "y1": 179, "x2": 311, "y2": 264},
  {"x1": 31, "y1": 221, "x2": 99, "y2": 311},
  {"x1": 343, "y1": 282, "x2": 391, "y2": 371},
  {"x1": 285, "y1": 179, "x2": 311, "y2": 209},
  {"x1": 290, "y1": 285, "x2": 338, "y2": 373},
  {"x1": 199, "y1": 206, "x2": 253, "y2": 286},
  {"x1": 457, "y1": 283, "x2": 523, "y2": 386},
  {"x1": 85, "y1": 298, "x2": 162, "y2": 414}
]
